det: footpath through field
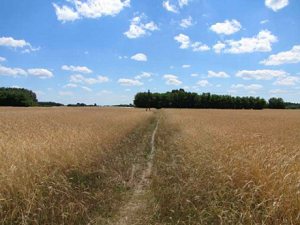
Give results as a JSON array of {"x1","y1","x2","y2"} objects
[{"x1": 95, "y1": 113, "x2": 160, "y2": 225}]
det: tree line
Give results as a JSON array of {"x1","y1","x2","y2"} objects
[
  {"x1": 0, "y1": 87, "x2": 38, "y2": 106},
  {"x1": 0, "y1": 87, "x2": 297, "y2": 109},
  {"x1": 134, "y1": 89, "x2": 289, "y2": 109}
]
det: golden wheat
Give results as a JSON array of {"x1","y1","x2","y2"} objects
[
  {"x1": 0, "y1": 107, "x2": 154, "y2": 224},
  {"x1": 153, "y1": 109, "x2": 300, "y2": 225}
]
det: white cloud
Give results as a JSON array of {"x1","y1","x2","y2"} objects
[
  {"x1": 174, "y1": 34, "x2": 210, "y2": 52},
  {"x1": 62, "y1": 65, "x2": 92, "y2": 73},
  {"x1": 213, "y1": 41, "x2": 226, "y2": 53},
  {"x1": 64, "y1": 83, "x2": 78, "y2": 88},
  {"x1": 180, "y1": 16, "x2": 194, "y2": 28},
  {"x1": 178, "y1": 0, "x2": 189, "y2": 8},
  {"x1": 70, "y1": 74, "x2": 109, "y2": 84},
  {"x1": 174, "y1": 34, "x2": 190, "y2": 49},
  {"x1": 191, "y1": 73, "x2": 199, "y2": 77},
  {"x1": 0, "y1": 37, "x2": 30, "y2": 48},
  {"x1": 236, "y1": 69, "x2": 287, "y2": 80},
  {"x1": 0, "y1": 56, "x2": 6, "y2": 62},
  {"x1": 231, "y1": 84, "x2": 263, "y2": 91},
  {"x1": 216, "y1": 30, "x2": 277, "y2": 54},
  {"x1": 81, "y1": 86, "x2": 93, "y2": 92},
  {"x1": 0, "y1": 65, "x2": 53, "y2": 79},
  {"x1": 131, "y1": 53, "x2": 147, "y2": 62},
  {"x1": 53, "y1": 4, "x2": 79, "y2": 22},
  {"x1": 260, "y1": 45, "x2": 300, "y2": 65},
  {"x1": 191, "y1": 42, "x2": 210, "y2": 52},
  {"x1": 265, "y1": 0, "x2": 289, "y2": 12},
  {"x1": 27, "y1": 68, "x2": 53, "y2": 79},
  {"x1": 182, "y1": 64, "x2": 191, "y2": 68},
  {"x1": 0, "y1": 65, "x2": 27, "y2": 77},
  {"x1": 163, "y1": 74, "x2": 182, "y2": 85},
  {"x1": 0, "y1": 37, "x2": 38, "y2": 53},
  {"x1": 53, "y1": 0, "x2": 130, "y2": 22},
  {"x1": 274, "y1": 76, "x2": 300, "y2": 86},
  {"x1": 162, "y1": 1, "x2": 178, "y2": 13},
  {"x1": 118, "y1": 78, "x2": 143, "y2": 86},
  {"x1": 135, "y1": 72, "x2": 152, "y2": 79},
  {"x1": 260, "y1": 19, "x2": 269, "y2": 24},
  {"x1": 210, "y1": 19, "x2": 241, "y2": 35},
  {"x1": 207, "y1": 70, "x2": 230, "y2": 78},
  {"x1": 197, "y1": 79, "x2": 211, "y2": 87},
  {"x1": 124, "y1": 15, "x2": 158, "y2": 39}
]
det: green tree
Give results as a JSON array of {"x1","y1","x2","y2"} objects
[
  {"x1": 268, "y1": 97, "x2": 285, "y2": 109},
  {"x1": 0, "y1": 88, "x2": 38, "y2": 106}
]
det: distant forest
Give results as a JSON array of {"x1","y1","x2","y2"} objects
[
  {"x1": 1, "y1": 87, "x2": 299, "y2": 109},
  {"x1": 134, "y1": 89, "x2": 300, "y2": 109}
]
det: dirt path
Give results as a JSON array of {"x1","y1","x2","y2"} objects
[{"x1": 107, "y1": 118, "x2": 159, "y2": 225}]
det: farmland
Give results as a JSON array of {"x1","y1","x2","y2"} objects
[
  {"x1": 1, "y1": 108, "x2": 300, "y2": 224},
  {"x1": 0, "y1": 107, "x2": 155, "y2": 224}
]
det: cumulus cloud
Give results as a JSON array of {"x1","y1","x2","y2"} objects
[
  {"x1": 210, "y1": 19, "x2": 241, "y2": 35},
  {"x1": 0, "y1": 37, "x2": 38, "y2": 53},
  {"x1": 182, "y1": 64, "x2": 191, "y2": 68},
  {"x1": 178, "y1": 0, "x2": 189, "y2": 8},
  {"x1": 62, "y1": 65, "x2": 92, "y2": 73},
  {"x1": 135, "y1": 72, "x2": 152, "y2": 79},
  {"x1": 197, "y1": 79, "x2": 211, "y2": 87},
  {"x1": 180, "y1": 16, "x2": 194, "y2": 28},
  {"x1": 53, "y1": 0, "x2": 130, "y2": 22},
  {"x1": 0, "y1": 65, "x2": 27, "y2": 77},
  {"x1": 163, "y1": 0, "x2": 189, "y2": 13},
  {"x1": 236, "y1": 69, "x2": 299, "y2": 86},
  {"x1": 273, "y1": 76, "x2": 300, "y2": 86},
  {"x1": 163, "y1": 74, "x2": 182, "y2": 85},
  {"x1": 0, "y1": 65, "x2": 53, "y2": 79},
  {"x1": 260, "y1": 45, "x2": 300, "y2": 65},
  {"x1": 215, "y1": 30, "x2": 277, "y2": 54},
  {"x1": 27, "y1": 68, "x2": 53, "y2": 79},
  {"x1": 131, "y1": 53, "x2": 148, "y2": 61},
  {"x1": 70, "y1": 74, "x2": 109, "y2": 84},
  {"x1": 265, "y1": 0, "x2": 289, "y2": 12},
  {"x1": 0, "y1": 56, "x2": 6, "y2": 62},
  {"x1": 213, "y1": 41, "x2": 226, "y2": 53},
  {"x1": 174, "y1": 34, "x2": 210, "y2": 52},
  {"x1": 236, "y1": 69, "x2": 288, "y2": 80},
  {"x1": 118, "y1": 78, "x2": 143, "y2": 86},
  {"x1": 162, "y1": 1, "x2": 178, "y2": 13},
  {"x1": 124, "y1": 15, "x2": 158, "y2": 39},
  {"x1": 207, "y1": 70, "x2": 230, "y2": 78},
  {"x1": 53, "y1": 4, "x2": 79, "y2": 22}
]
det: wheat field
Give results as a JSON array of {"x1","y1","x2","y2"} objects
[
  {"x1": 152, "y1": 109, "x2": 300, "y2": 224},
  {"x1": 1, "y1": 108, "x2": 300, "y2": 225},
  {"x1": 0, "y1": 107, "x2": 154, "y2": 224}
]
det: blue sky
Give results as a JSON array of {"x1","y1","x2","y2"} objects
[{"x1": 0, "y1": 0, "x2": 299, "y2": 104}]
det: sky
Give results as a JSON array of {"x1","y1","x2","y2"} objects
[{"x1": 0, "y1": 0, "x2": 300, "y2": 105}]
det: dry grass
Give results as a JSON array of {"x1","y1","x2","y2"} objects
[
  {"x1": 0, "y1": 107, "x2": 154, "y2": 224},
  {"x1": 152, "y1": 109, "x2": 300, "y2": 225}
]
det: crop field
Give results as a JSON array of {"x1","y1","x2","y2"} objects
[
  {"x1": 153, "y1": 109, "x2": 300, "y2": 225},
  {"x1": 0, "y1": 107, "x2": 155, "y2": 224},
  {"x1": 1, "y1": 108, "x2": 300, "y2": 225}
]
